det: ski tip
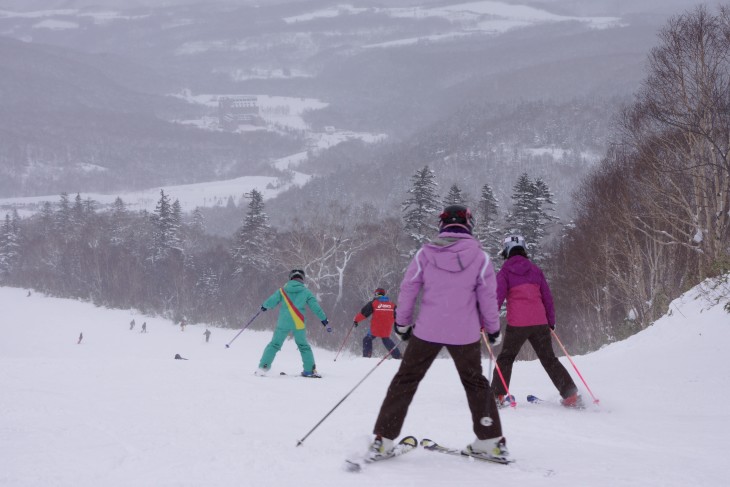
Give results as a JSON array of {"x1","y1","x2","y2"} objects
[
  {"x1": 344, "y1": 459, "x2": 362, "y2": 473},
  {"x1": 401, "y1": 436, "x2": 418, "y2": 447},
  {"x1": 419, "y1": 438, "x2": 436, "y2": 448}
]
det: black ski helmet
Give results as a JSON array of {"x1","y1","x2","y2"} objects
[
  {"x1": 439, "y1": 204, "x2": 474, "y2": 232},
  {"x1": 289, "y1": 269, "x2": 305, "y2": 280}
]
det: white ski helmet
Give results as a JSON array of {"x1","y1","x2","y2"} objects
[{"x1": 501, "y1": 235, "x2": 526, "y2": 258}]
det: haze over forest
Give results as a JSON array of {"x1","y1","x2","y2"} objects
[{"x1": 0, "y1": 0, "x2": 706, "y2": 211}]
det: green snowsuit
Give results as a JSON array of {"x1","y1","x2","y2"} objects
[{"x1": 258, "y1": 279, "x2": 327, "y2": 373}]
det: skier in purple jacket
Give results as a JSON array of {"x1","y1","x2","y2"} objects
[
  {"x1": 492, "y1": 235, "x2": 581, "y2": 408},
  {"x1": 366, "y1": 205, "x2": 509, "y2": 463}
]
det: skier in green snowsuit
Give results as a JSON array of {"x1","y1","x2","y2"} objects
[{"x1": 256, "y1": 269, "x2": 331, "y2": 377}]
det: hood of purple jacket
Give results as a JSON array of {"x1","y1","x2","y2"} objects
[
  {"x1": 397, "y1": 231, "x2": 500, "y2": 345},
  {"x1": 500, "y1": 254, "x2": 533, "y2": 276},
  {"x1": 422, "y1": 233, "x2": 481, "y2": 271}
]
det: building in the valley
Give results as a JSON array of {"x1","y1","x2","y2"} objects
[{"x1": 218, "y1": 96, "x2": 262, "y2": 130}]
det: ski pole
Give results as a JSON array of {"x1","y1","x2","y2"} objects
[
  {"x1": 334, "y1": 323, "x2": 356, "y2": 361},
  {"x1": 551, "y1": 330, "x2": 600, "y2": 404},
  {"x1": 297, "y1": 339, "x2": 403, "y2": 447},
  {"x1": 225, "y1": 309, "x2": 263, "y2": 349},
  {"x1": 481, "y1": 330, "x2": 516, "y2": 408}
]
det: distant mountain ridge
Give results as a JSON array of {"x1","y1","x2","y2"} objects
[
  {"x1": 0, "y1": 36, "x2": 299, "y2": 197},
  {"x1": 0, "y1": 36, "x2": 178, "y2": 114}
]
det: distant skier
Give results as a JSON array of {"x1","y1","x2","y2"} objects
[
  {"x1": 204, "y1": 329, "x2": 211, "y2": 343},
  {"x1": 26, "y1": 290, "x2": 31, "y2": 297},
  {"x1": 180, "y1": 319, "x2": 186, "y2": 332},
  {"x1": 353, "y1": 288, "x2": 401, "y2": 359},
  {"x1": 141, "y1": 322, "x2": 147, "y2": 333},
  {"x1": 77, "y1": 332, "x2": 83, "y2": 344},
  {"x1": 174, "y1": 353, "x2": 188, "y2": 360},
  {"x1": 129, "y1": 319, "x2": 135, "y2": 331},
  {"x1": 255, "y1": 269, "x2": 331, "y2": 378}
]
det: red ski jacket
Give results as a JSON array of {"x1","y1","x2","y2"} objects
[{"x1": 354, "y1": 297, "x2": 396, "y2": 337}]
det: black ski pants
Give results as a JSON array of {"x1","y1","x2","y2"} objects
[
  {"x1": 492, "y1": 324, "x2": 577, "y2": 399},
  {"x1": 373, "y1": 335, "x2": 502, "y2": 441},
  {"x1": 363, "y1": 334, "x2": 402, "y2": 359}
]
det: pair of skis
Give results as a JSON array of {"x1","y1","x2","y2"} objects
[
  {"x1": 254, "y1": 371, "x2": 323, "y2": 378},
  {"x1": 345, "y1": 436, "x2": 512, "y2": 472},
  {"x1": 496, "y1": 394, "x2": 587, "y2": 409},
  {"x1": 527, "y1": 394, "x2": 586, "y2": 409}
]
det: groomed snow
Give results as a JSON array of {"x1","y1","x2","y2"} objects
[{"x1": 1, "y1": 278, "x2": 728, "y2": 486}]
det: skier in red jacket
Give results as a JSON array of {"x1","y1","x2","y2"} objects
[{"x1": 353, "y1": 288, "x2": 402, "y2": 359}]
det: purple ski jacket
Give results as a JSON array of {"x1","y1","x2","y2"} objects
[
  {"x1": 397, "y1": 231, "x2": 500, "y2": 345},
  {"x1": 497, "y1": 255, "x2": 555, "y2": 327}
]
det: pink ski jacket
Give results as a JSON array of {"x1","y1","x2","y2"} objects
[
  {"x1": 497, "y1": 255, "x2": 555, "y2": 327},
  {"x1": 397, "y1": 231, "x2": 500, "y2": 345}
]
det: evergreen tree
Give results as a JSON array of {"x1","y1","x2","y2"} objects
[
  {"x1": 55, "y1": 192, "x2": 72, "y2": 242},
  {"x1": 0, "y1": 213, "x2": 19, "y2": 278},
  {"x1": 443, "y1": 183, "x2": 468, "y2": 207},
  {"x1": 505, "y1": 173, "x2": 558, "y2": 262},
  {"x1": 11, "y1": 209, "x2": 21, "y2": 239},
  {"x1": 37, "y1": 201, "x2": 55, "y2": 269},
  {"x1": 82, "y1": 197, "x2": 97, "y2": 218},
  {"x1": 505, "y1": 173, "x2": 536, "y2": 243},
  {"x1": 474, "y1": 183, "x2": 502, "y2": 257},
  {"x1": 39, "y1": 202, "x2": 53, "y2": 232},
  {"x1": 532, "y1": 177, "x2": 560, "y2": 261},
  {"x1": 150, "y1": 190, "x2": 182, "y2": 262},
  {"x1": 534, "y1": 177, "x2": 560, "y2": 228},
  {"x1": 195, "y1": 267, "x2": 221, "y2": 318},
  {"x1": 110, "y1": 197, "x2": 129, "y2": 247},
  {"x1": 190, "y1": 207, "x2": 206, "y2": 235},
  {"x1": 171, "y1": 199, "x2": 183, "y2": 243},
  {"x1": 402, "y1": 166, "x2": 440, "y2": 246},
  {"x1": 71, "y1": 193, "x2": 84, "y2": 232},
  {"x1": 231, "y1": 189, "x2": 271, "y2": 272}
]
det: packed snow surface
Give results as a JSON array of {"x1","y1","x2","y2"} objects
[{"x1": 1, "y1": 279, "x2": 728, "y2": 486}]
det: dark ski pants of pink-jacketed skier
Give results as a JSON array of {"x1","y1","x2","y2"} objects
[{"x1": 373, "y1": 335, "x2": 502, "y2": 441}]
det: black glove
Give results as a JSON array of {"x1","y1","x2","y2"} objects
[
  {"x1": 487, "y1": 331, "x2": 502, "y2": 346},
  {"x1": 394, "y1": 323, "x2": 412, "y2": 341},
  {"x1": 260, "y1": 306, "x2": 267, "y2": 312},
  {"x1": 549, "y1": 323, "x2": 555, "y2": 331},
  {"x1": 353, "y1": 321, "x2": 359, "y2": 328},
  {"x1": 322, "y1": 319, "x2": 332, "y2": 332}
]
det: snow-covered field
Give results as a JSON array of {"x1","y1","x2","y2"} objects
[
  {"x1": 284, "y1": 1, "x2": 620, "y2": 28},
  {"x1": 1, "y1": 277, "x2": 728, "y2": 486},
  {"x1": 0, "y1": 170, "x2": 309, "y2": 217}
]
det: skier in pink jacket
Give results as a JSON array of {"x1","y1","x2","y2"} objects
[
  {"x1": 492, "y1": 235, "x2": 581, "y2": 408},
  {"x1": 366, "y1": 205, "x2": 509, "y2": 463}
]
